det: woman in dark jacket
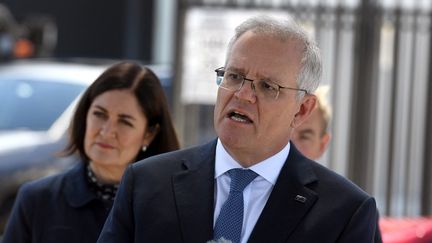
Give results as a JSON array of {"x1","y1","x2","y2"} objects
[{"x1": 2, "y1": 61, "x2": 180, "y2": 243}]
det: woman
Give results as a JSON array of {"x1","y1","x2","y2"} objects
[{"x1": 2, "y1": 61, "x2": 180, "y2": 243}]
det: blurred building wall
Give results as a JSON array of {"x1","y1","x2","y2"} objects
[{"x1": 2, "y1": 0, "x2": 155, "y2": 61}]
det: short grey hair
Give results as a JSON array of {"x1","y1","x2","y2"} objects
[{"x1": 225, "y1": 15, "x2": 322, "y2": 99}]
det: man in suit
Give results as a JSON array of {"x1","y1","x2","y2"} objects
[
  {"x1": 97, "y1": 15, "x2": 380, "y2": 243},
  {"x1": 291, "y1": 85, "x2": 331, "y2": 161},
  {"x1": 290, "y1": 85, "x2": 383, "y2": 242}
]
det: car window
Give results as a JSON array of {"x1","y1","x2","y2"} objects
[{"x1": 0, "y1": 79, "x2": 85, "y2": 131}]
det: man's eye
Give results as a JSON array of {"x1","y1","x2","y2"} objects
[
  {"x1": 259, "y1": 80, "x2": 277, "y2": 91},
  {"x1": 227, "y1": 72, "x2": 243, "y2": 81}
]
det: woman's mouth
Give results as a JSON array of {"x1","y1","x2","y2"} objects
[{"x1": 96, "y1": 142, "x2": 114, "y2": 149}]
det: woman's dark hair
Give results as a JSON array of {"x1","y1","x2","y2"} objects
[{"x1": 64, "y1": 61, "x2": 180, "y2": 162}]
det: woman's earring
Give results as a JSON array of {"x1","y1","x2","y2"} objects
[{"x1": 141, "y1": 145, "x2": 147, "y2": 152}]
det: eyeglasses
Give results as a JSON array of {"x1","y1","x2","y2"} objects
[{"x1": 215, "y1": 67, "x2": 308, "y2": 100}]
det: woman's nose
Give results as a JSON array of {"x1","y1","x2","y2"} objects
[{"x1": 99, "y1": 121, "x2": 116, "y2": 138}]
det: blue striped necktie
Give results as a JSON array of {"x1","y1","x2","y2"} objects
[{"x1": 214, "y1": 168, "x2": 258, "y2": 243}]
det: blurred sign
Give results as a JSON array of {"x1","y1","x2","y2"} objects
[{"x1": 180, "y1": 7, "x2": 291, "y2": 104}]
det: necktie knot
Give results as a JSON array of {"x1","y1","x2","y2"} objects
[{"x1": 228, "y1": 169, "x2": 258, "y2": 192}]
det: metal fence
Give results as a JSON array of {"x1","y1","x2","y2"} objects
[{"x1": 173, "y1": 0, "x2": 432, "y2": 217}]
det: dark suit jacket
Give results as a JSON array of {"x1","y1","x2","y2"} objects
[
  {"x1": 2, "y1": 163, "x2": 111, "y2": 243},
  {"x1": 98, "y1": 139, "x2": 381, "y2": 243}
]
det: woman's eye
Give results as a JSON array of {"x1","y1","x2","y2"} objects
[
  {"x1": 93, "y1": 111, "x2": 106, "y2": 118},
  {"x1": 120, "y1": 119, "x2": 134, "y2": 127}
]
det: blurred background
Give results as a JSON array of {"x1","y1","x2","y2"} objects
[{"x1": 1, "y1": 0, "x2": 432, "y2": 241}]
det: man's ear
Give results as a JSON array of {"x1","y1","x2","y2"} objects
[{"x1": 290, "y1": 95, "x2": 317, "y2": 128}]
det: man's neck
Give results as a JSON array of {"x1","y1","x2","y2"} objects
[{"x1": 222, "y1": 143, "x2": 288, "y2": 168}]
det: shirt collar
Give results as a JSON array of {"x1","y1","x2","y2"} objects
[{"x1": 215, "y1": 138, "x2": 290, "y2": 185}]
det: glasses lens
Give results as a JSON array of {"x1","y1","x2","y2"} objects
[
  {"x1": 215, "y1": 68, "x2": 280, "y2": 100},
  {"x1": 256, "y1": 80, "x2": 279, "y2": 99},
  {"x1": 216, "y1": 69, "x2": 243, "y2": 91},
  {"x1": 215, "y1": 68, "x2": 227, "y2": 88},
  {"x1": 224, "y1": 70, "x2": 244, "y2": 89}
]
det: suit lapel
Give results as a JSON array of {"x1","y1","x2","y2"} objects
[
  {"x1": 172, "y1": 140, "x2": 217, "y2": 243},
  {"x1": 248, "y1": 145, "x2": 319, "y2": 243}
]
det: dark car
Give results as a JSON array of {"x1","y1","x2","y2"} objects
[{"x1": 0, "y1": 59, "x2": 173, "y2": 233}]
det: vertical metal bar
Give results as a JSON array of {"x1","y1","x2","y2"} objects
[
  {"x1": 172, "y1": 0, "x2": 189, "y2": 145},
  {"x1": 372, "y1": 10, "x2": 395, "y2": 215},
  {"x1": 315, "y1": 5, "x2": 339, "y2": 168},
  {"x1": 326, "y1": 5, "x2": 357, "y2": 177},
  {"x1": 406, "y1": 11, "x2": 430, "y2": 216},
  {"x1": 385, "y1": 5, "x2": 400, "y2": 216},
  {"x1": 349, "y1": 0, "x2": 382, "y2": 192},
  {"x1": 389, "y1": 9, "x2": 414, "y2": 217},
  {"x1": 152, "y1": 0, "x2": 178, "y2": 64},
  {"x1": 421, "y1": 23, "x2": 432, "y2": 214}
]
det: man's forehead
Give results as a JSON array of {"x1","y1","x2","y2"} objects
[{"x1": 226, "y1": 35, "x2": 303, "y2": 83}]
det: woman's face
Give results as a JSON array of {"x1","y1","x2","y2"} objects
[{"x1": 84, "y1": 89, "x2": 154, "y2": 181}]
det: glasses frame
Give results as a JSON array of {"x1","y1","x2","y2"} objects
[{"x1": 215, "y1": 67, "x2": 308, "y2": 100}]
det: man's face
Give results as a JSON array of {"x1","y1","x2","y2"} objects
[
  {"x1": 291, "y1": 107, "x2": 330, "y2": 160},
  {"x1": 213, "y1": 31, "x2": 316, "y2": 165}
]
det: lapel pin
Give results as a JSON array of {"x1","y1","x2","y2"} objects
[{"x1": 294, "y1": 195, "x2": 307, "y2": 203}]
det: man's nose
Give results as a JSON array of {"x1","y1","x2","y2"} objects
[{"x1": 235, "y1": 79, "x2": 257, "y2": 103}]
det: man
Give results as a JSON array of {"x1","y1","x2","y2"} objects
[
  {"x1": 98, "y1": 15, "x2": 380, "y2": 243},
  {"x1": 290, "y1": 86, "x2": 383, "y2": 242},
  {"x1": 291, "y1": 85, "x2": 331, "y2": 160}
]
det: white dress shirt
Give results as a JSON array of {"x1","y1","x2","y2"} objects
[{"x1": 213, "y1": 139, "x2": 290, "y2": 243}]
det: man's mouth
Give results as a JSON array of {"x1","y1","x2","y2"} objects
[{"x1": 228, "y1": 111, "x2": 253, "y2": 123}]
